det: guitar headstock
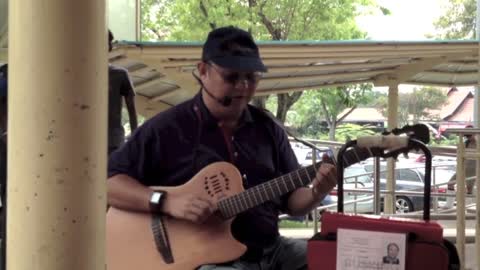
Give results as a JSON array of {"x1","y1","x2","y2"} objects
[
  {"x1": 383, "y1": 123, "x2": 430, "y2": 144},
  {"x1": 340, "y1": 124, "x2": 430, "y2": 167}
]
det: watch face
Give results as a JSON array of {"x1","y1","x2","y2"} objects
[{"x1": 151, "y1": 192, "x2": 162, "y2": 204}]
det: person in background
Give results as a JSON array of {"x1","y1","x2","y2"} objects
[
  {"x1": 108, "y1": 30, "x2": 138, "y2": 154},
  {"x1": 445, "y1": 125, "x2": 476, "y2": 208}
]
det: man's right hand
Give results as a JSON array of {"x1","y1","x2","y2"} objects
[{"x1": 161, "y1": 194, "x2": 216, "y2": 224}]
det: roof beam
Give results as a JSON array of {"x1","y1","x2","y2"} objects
[
  {"x1": 374, "y1": 56, "x2": 452, "y2": 86},
  {"x1": 127, "y1": 42, "x2": 478, "y2": 56},
  {"x1": 258, "y1": 69, "x2": 392, "y2": 87},
  {"x1": 255, "y1": 79, "x2": 374, "y2": 95}
]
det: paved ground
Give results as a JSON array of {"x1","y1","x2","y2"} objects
[{"x1": 280, "y1": 218, "x2": 478, "y2": 269}]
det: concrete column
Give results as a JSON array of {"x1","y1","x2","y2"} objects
[
  {"x1": 8, "y1": 1, "x2": 107, "y2": 270},
  {"x1": 384, "y1": 84, "x2": 399, "y2": 214},
  {"x1": 456, "y1": 135, "x2": 466, "y2": 269}
]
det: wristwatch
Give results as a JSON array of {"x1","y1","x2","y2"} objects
[{"x1": 149, "y1": 191, "x2": 166, "y2": 213}]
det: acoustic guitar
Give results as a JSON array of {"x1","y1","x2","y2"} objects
[
  {"x1": 107, "y1": 161, "x2": 321, "y2": 270},
  {"x1": 106, "y1": 124, "x2": 429, "y2": 270}
]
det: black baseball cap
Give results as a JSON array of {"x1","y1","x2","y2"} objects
[{"x1": 202, "y1": 26, "x2": 267, "y2": 72}]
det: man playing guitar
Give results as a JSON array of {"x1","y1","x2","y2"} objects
[{"x1": 107, "y1": 26, "x2": 337, "y2": 270}]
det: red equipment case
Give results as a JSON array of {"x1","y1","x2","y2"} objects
[{"x1": 307, "y1": 137, "x2": 459, "y2": 270}]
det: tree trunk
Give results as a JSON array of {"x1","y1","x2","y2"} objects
[
  {"x1": 328, "y1": 122, "x2": 336, "y2": 141},
  {"x1": 276, "y1": 95, "x2": 289, "y2": 123},
  {"x1": 276, "y1": 92, "x2": 303, "y2": 123},
  {"x1": 251, "y1": 96, "x2": 268, "y2": 109}
]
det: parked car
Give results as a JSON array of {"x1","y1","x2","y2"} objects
[
  {"x1": 363, "y1": 164, "x2": 455, "y2": 213},
  {"x1": 325, "y1": 162, "x2": 455, "y2": 214},
  {"x1": 296, "y1": 147, "x2": 335, "y2": 167},
  {"x1": 324, "y1": 164, "x2": 375, "y2": 213}
]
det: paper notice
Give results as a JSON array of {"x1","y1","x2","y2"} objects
[{"x1": 336, "y1": 228, "x2": 406, "y2": 270}]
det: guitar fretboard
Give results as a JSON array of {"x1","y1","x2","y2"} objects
[
  {"x1": 216, "y1": 144, "x2": 383, "y2": 220},
  {"x1": 217, "y1": 164, "x2": 319, "y2": 219}
]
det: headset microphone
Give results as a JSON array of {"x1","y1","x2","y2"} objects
[
  {"x1": 202, "y1": 85, "x2": 232, "y2": 107},
  {"x1": 221, "y1": 95, "x2": 232, "y2": 107},
  {"x1": 192, "y1": 69, "x2": 235, "y2": 107}
]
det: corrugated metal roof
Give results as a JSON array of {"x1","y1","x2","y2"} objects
[{"x1": 108, "y1": 40, "x2": 480, "y2": 116}]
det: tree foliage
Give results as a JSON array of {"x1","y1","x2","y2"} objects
[
  {"x1": 142, "y1": 0, "x2": 376, "y2": 42},
  {"x1": 272, "y1": 83, "x2": 374, "y2": 140},
  {"x1": 141, "y1": 0, "x2": 383, "y2": 127},
  {"x1": 432, "y1": 0, "x2": 476, "y2": 39},
  {"x1": 376, "y1": 87, "x2": 447, "y2": 126}
]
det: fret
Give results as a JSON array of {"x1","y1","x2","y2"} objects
[
  {"x1": 245, "y1": 193, "x2": 254, "y2": 209},
  {"x1": 281, "y1": 176, "x2": 289, "y2": 193},
  {"x1": 226, "y1": 202, "x2": 234, "y2": 218},
  {"x1": 247, "y1": 187, "x2": 257, "y2": 207},
  {"x1": 301, "y1": 167, "x2": 312, "y2": 186},
  {"x1": 231, "y1": 195, "x2": 240, "y2": 215},
  {"x1": 217, "y1": 201, "x2": 225, "y2": 218},
  {"x1": 261, "y1": 183, "x2": 269, "y2": 201},
  {"x1": 295, "y1": 169, "x2": 304, "y2": 186},
  {"x1": 277, "y1": 176, "x2": 288, "y2": 195},
  {"x1": 288, "y1": 173, "x2": 295, "y2": 190},
  {"x1": 219, "y1": 162, "x2": 327, "y2": 219},
  {"x1": 219, "y1": 200, "x2": 232, "y2": 219},
  {"x1": 237, "y1": 193, "x2": 246, "y2": 213},
  {"x1": 264, "y1": 183, "x2": 275, "y2": 199},
  {"x1": 274, "y1": 178, "x2": 282, "y2": 195},
  {"x1": 253, "y1": 186, "x2": 263, "y2": 205}
]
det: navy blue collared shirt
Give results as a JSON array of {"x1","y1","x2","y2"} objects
[{"x1": 108, "y1": 92, "x2": 300, "y2": 257}]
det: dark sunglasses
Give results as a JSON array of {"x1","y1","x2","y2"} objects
[{"x1": 207, "y1": 62, "x2": 262, "y2": 85}]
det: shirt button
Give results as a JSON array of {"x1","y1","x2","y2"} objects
[
  {"x1": 231, "y1": 136, "x2": 235, "y2": 141},
  {"x1": 234, "y1": 152, "x2": 238, "y2": 157}
]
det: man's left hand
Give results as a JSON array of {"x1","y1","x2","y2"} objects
[{"x1": 311, "y1": 163, "x2": 337, "y2": 200}]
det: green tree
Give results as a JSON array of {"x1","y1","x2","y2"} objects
[
  {"x1": 141, "y1": 0, "x2": 176, "y2": 40},
  {"x1": 376, "y1": 87, "x2": 447, "y2": 126},
  {"x1": 432, "y1": 0, "x2": 476, "y2": 39},
  {"x1": 287, "y1": 83, "x2": 374, "y2": 140},
  {"x1": 335, "y1": 123, "x2": 376, "y2": 142},
  {"x1": 141, "y1": 0, "x2": 383, "y2": 123}
]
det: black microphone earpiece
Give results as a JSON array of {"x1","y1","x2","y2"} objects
[{"x1": 221, "y1": 96, "x2": 232, "y2": 107}]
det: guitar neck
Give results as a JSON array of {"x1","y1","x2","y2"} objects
[
  {"x1": 217, "y1": 145, "x2": 382, "y2": 219},
  {"x1": 218, "y1": 163, "x2": 320, "y2": 219}
]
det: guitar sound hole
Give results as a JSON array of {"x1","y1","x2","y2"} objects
[{"x1": 203, "y1": 173, "x2": 230, "y2": 197}]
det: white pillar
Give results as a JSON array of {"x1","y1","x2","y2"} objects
[
  {"x1": 384, "y1": 84, "x2": 399, "y2": 214},
  {"x1": 8, "y1": 1, "x2": 107, "y2": 269},
  {"x1": 455, "y1": 135, "x2": 466, "y2": 270}
]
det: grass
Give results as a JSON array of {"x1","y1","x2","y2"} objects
[{"x1": 278, "y1": 219, "x2": 315, "y2": 229}]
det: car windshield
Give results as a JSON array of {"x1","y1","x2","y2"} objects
[
  {"x1": 305, "y1": 151, "x2": 318, "y2": 160},
  {"x1": 344, "y1": 167, "x2": 371, "y2": 185}
]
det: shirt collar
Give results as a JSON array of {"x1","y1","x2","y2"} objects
[{"x1": 193, "y1": 91, "x2": 254, "y2": 128}]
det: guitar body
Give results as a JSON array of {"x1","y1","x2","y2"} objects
[{"x1": 107, "y1": 162, "x2": 247, "y2": 270}]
